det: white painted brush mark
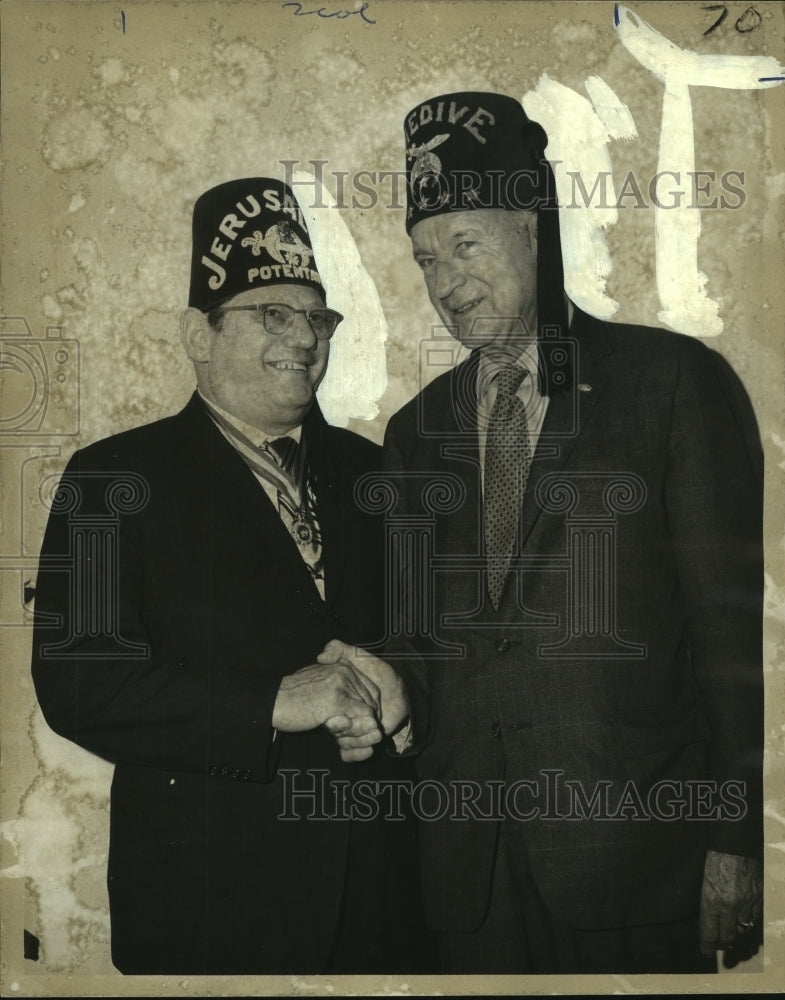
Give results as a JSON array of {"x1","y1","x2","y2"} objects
[
  {"x1": 524, "y1": 7, "x2": 783, "y2": 339},
  {"x1": 615, "y1": 4, "x2": 785, "y2": 337},
  {"x1": 585, "y1": 74, "x2": 638, "y2": 142},
  {"x1": 523, "y1": 76, "x2": 636, "y2": 321},
  {"x1": 293, "y1": 170, "x2": 388, "y2": 427}
]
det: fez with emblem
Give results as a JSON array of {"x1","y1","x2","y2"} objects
[
  {"x1": 188, "y1": 178, "x2": 324, "y2": 313},
  {"x1": 402, "y1": 92, "x2": 570, "y2": 393}
]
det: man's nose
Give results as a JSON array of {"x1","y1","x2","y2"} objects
[
  {"x1": 432, "y1": 259, "x2": 465, "y2": 301},
  {"x1": 283, "y1": 311, "x2": 318, "y2": 348}
]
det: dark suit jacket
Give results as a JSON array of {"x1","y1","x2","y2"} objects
[
  {"x1": 383, "y1": 308, "x2": 763, "y2": 933},
  {"x1": 32, "y1": 392, "x2": 421, "y2": 974}
]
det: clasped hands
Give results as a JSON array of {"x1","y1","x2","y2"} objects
[
  {"x1": 273, "y1": 649, "x2": 764, "y2": 956},
  {"x1": 271, "y1": 639, "x2": 409, "y2": 762}
]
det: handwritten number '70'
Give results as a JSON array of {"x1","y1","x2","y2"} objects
[{"x1": 702, "y1": 5, "x2": 762, "y2": 36}]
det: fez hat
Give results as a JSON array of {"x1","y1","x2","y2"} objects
[
  {"x1": 403, "y1": 92, "x2": 570, "y2": 392},
  {"x1": 188, "y1": 178, "x2": 324, "y2": 313}
]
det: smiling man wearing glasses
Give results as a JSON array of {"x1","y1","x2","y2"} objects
[{"x1": 31, "y1": 178, "x2": 427, "y2": 975}]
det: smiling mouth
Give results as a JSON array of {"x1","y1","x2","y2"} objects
[
  {"x1": 449, "y1": 297, "x2": 484, "y2": 317},
  {"x1": 268, "y1": 360, "x2": 309, "y2": 372}
]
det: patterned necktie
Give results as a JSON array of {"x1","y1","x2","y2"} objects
[{"x1": 484, "y1": 365, "x2": 532, "y2": 609}]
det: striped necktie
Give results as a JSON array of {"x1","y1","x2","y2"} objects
[
  {"x1": 266, "y1": 436, "x2": 299, "y2": 480},
  {"x1": 257, "y1": 437, "x2": 322, "y2": 577}
]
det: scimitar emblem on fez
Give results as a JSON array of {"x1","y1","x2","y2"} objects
[
  {"x1": 407, "y1": 133, "x2": 450, "y2": 181},
  {"x1": 241, "y1": 222, "x2": 314, "y2": 267}
]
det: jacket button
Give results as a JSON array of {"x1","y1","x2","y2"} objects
[
  {"x1": 490, "y1": 722, "x2": 502, "y2": 738},
  {"x1": 495, "y1": 637, "x2": 511, "y2": 653}
]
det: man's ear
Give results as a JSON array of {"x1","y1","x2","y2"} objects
[{"x1": 180, "y1": 307, "x2": 211, "y2": 363}]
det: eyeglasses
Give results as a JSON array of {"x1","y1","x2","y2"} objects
[{"x1": 220, "y1": 303, "x2": 344, "y2": 340}]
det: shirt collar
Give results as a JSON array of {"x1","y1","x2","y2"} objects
[
  {"x1": 477, "y1": 340, "x2": 541, "y2": 403},
  {"x1": 197, "y1": 389, "x2": 302, "y2": 447}
]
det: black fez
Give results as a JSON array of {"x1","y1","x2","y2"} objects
[
  {"x1": 188, "y1": 178, "x2": 324, "y2": 313},
  {"x1": 403, "y1": 92, "x2": 552, "y2": 232},
  {"x1": 403, "y1": 92, "x2": 570, "y2": 393}
]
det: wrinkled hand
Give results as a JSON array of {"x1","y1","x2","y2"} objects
[
  {"x1": 319, "y1": 639, "x2": 410, "y2": 734},
  {"x1": 699, "y1": 850, "x2": 763, "y2": 956},
  {"x1": 318, "y1": 640, "x2": 410, "y2": 762},
  {"x1": 272, "y1": 661, "x2": 383, "y2": 761}
]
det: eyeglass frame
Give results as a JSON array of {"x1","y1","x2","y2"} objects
[{"x1": 218, "y1": 302, "x2": 344, "y2": 340}]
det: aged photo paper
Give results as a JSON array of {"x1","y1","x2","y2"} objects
[{"x1": 1, "y1": 0, "x2": 783, "y2": 995}]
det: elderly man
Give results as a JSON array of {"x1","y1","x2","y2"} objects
[
  {"x1": 333, "y1": 91, "x2": 764, "y2": 974},
  {"x1": 31, "y1": 178, "x2": 426, "y2": 975}
]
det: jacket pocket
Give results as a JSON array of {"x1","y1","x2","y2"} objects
[{"x1": 611, "y1": 701, "x2": 711, "y2": 760}]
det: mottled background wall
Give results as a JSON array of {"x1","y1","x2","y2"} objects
[{"x1": 1, "y1": 0, "x2": 783, "y2": 995}]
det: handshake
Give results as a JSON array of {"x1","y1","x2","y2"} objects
[{"x1": 271, "y1": 639, "x2": 410, "y2": 762}]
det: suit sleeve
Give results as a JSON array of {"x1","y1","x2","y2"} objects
[
  {"x1": 381, "y1": 416, "x2": 431, "y2": 755},
  {"x1": 665, "y1": 343, "x2": 764, "y2": 858},
  {"x1": 31, "y1": 449, "x2": 283, "y2": 784}
]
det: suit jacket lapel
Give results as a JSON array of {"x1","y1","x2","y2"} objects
[
  {"x1": 437, "y1": 353, "x2": 484, "y2": 556},
  {"x1": 305, "y1": 404, "x2": 347, "y2": 607},
  {"x1": 175, "y1": 393, "x2": 322, "y2": 598},
  {"x1": 516, "y1": 310, "x2": 611, "y2": 549}
]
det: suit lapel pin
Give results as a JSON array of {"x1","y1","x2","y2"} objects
[{"x1": 578, "y1": 383, "x2": 592, "y2": 392}]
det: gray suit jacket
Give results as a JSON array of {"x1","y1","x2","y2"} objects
[{"x1": 382, "y1": 308, "x2": 763, "y2": 932}]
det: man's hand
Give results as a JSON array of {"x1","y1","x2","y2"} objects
[
  {"x1": 699, "y1": 849, "x2": 763, "y2": 956},
  {"x1": 318, "y1": 639, "x2": 410, "y2": 736},
  {"x1": 272, "y1": 662, "x2": 383, "y2": 751},
  {"x1": 323, "y1": 711, "x2": 383, "y2": 763}
]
